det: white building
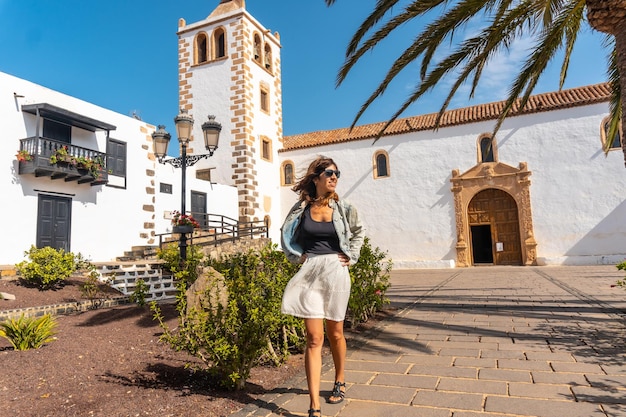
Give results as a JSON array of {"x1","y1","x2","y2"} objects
[
  {"x1": 2, "y1": 0, "x2": 625, "y2": 269},
  {"x1": 1, "y1": 71, "x2": 238, "y2": 266}
]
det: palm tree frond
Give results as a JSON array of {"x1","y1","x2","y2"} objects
[
  {"x1": 492, "y1": 0, "x2": 586, "y2": 135},
  {"x1": 344, "y1": 0, "x2": 405, "y2": 57},
  {"x1": 604, "y1": 38, "x2": 621, "y2": 154}
]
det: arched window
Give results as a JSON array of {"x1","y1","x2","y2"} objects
[
  {"x1": 253, "y1": 34, "x2": 262, "y2": 64},
  {"x1": 213, "y1": 27, "x2": 226, "y2": 59},
  {"x1": 601, "y1": 116, "x2": 622, "y2": 150},
  {"x1": 373, "y1": 150, "x2": 390, "y2": 179},
  {"x1": 478, "y1": 134, "x2": 496, "y2": 163},
  {"x1": 195, "y1": 32, "x2": 208, "y2": 64},
  {"x1": 264, "y1": 44, "x2": 272, "y2": 71},
  {"x1": 281, "y1": 161, "x2": 294, "y2": 186}
]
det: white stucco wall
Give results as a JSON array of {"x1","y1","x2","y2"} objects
[
  {"x1": 278, "y1": 103, "x2": 626, "y2": 269},
  {"x1": 153, "y1": 162, "x2": 238, "y2": 233},
  {"x1": 1, "y1": 72, "x2": 154, "y2": 264}
]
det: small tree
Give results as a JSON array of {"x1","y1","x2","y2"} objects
[
  {"x1": 129, "y1": 278, "x2": 150, "y2": 307},
  {"x1": 76, "y1": 255, "x2": 115, "y2": 309}
]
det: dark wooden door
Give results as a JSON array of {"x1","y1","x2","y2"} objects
[
  {"x1": 468, "y1": 189, "x2": 522, "y2": 266},
  {"x1": 471, "y1": 225, "x2": 494, "y2": 264},
  {"x1": 37, "y1": 194, "x2": 71, "y2": 251},
  {"x1": 191, "y1": 191, "x2": 207, "y2": 229}
]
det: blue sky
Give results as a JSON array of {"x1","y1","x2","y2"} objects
[{"x1": 0, "y1": 0, "x2": 609, "y2": 154}]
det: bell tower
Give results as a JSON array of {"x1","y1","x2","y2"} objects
[{"x1": 177, "y1": 0, "x2": 283, "y2": 224}]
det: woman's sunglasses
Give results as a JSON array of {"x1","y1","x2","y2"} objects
[{"x1": 320, "y1": 169, "x2": 341, "y2": 178}]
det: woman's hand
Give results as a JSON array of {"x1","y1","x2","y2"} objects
[{"x1": 338, "y1": 253, "x2": 350, "y2": 266}]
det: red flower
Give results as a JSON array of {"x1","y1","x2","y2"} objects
[{"x1": 171, "y1": 211, "x2": 201, "y2": 228}]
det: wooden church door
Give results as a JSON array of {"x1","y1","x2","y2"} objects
[{"x1": 468, "y1": 189, "x2": 522, "y2": 265}]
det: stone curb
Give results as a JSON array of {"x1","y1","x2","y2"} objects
[{"x1": 0, "y1": 295, "x2": 131, "y2": 321}]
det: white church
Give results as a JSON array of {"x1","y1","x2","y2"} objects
[{"x1": 2, "y1": 0, "x2": 625, "y2": 270}]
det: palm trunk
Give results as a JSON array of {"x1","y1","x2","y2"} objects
[{"x1": 586, "y1": 0, "x2": 626, "y2": 166}]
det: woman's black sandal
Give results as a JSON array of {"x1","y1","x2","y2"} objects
[
  {"x1": 308, "y1": 408, "x2": 321, "y2": 417},
  {"x1": 328, "y1": 381, "x2": 346, "y2": 404}
]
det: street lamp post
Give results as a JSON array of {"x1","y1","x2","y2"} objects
[{"x1": 152, "y1": 109, "x2": 222, "y2": 262}]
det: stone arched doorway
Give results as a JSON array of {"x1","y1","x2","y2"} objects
[
  {"x1": 451, "y1": 162, "x2": 537, "y2": 267},
  {"x1": 468, "y1": 189, "x2": 522, "y2": 265}
]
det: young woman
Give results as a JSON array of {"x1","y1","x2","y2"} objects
[{"x1": 281, "y1": 156, "x2": 365, "y2": 417}]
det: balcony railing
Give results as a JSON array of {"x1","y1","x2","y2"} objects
[{"x1": 18, "y1": 137, "x2": 108, "y2": 185}]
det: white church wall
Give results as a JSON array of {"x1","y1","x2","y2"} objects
[{"x1": 498, "y1": 103, "x2": 626, "y2": 265}]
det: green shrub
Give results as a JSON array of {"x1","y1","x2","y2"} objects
[
  {"x1": 152, "y1": 243, "x2": 303, "y2": 390},
  {"x1": 0, "y1": 314, "x2": 57, "y2": 350},
  {"x1": 616, "y1": 261, "x2": 626, "y2": 289},
  {"x1": 157, "y1": 244, "x2": 203, "y2": 285},
  {"x1": 130, "y1": 278, "x2": 149, "y2": 307},
  {"x1": 347, "y1": 237, "x2": 392, "y2": 329},
  {"x1": 15, "y1": 246, "x2": 78, "y2": 289},
  {"x1": 152, "y1": 239, "x2": 391, "y2": 390}
]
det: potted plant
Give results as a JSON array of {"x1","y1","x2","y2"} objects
[
  {"x1": 171, "y1": 210, "x2": 200, "y2": 234},
  {"x1": 74, "y1": 156, "x2": 104, "y2": 178},
  {"x1": 16, "y1": 149, "x2": 32, "y2": 162},
  {"x1": 49, "y1": 146, "x2": 71, "y2": 165},
  {"x1": 89, "y1": 156, "x2": 105, "y2": 178}
]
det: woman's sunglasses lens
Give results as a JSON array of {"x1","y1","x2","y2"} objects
[{"x1": 323, "y1": 169, "x2": 340, "y2": 178}]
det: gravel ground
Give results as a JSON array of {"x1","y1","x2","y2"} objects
[{"x1": 0, "y1": 276, "x2": 304, "y2": 417}]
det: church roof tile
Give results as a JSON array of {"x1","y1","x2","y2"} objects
[{"x1": 282, "y1": 83, "x2": 611, "y2": 151}]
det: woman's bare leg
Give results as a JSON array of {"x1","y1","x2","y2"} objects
[
  {"x1": 304, "y1": 318, "x2": 325, "y2": 411},
  {"x1": 326, "y1": 319, "x2": 346, "y2": 402}
]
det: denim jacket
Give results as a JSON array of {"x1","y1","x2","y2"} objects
[{"x1": 281, "y1": 198, "x2": 365, "y2": 265}]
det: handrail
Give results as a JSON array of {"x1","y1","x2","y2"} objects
[{"x1": 157, "y1": 213, "x2": 269, "y2": 250}]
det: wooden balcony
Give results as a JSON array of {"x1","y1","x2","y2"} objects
[{"x1": 18, "y1": 137, "x2": 108, "y2": 186}]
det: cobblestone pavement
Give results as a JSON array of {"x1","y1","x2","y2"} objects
[{"x1": 232, "y1": 265, "x2": 626, "y2": 417}]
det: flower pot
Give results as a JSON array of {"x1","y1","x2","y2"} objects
[{"x1": 172, "y1": 225, "x2": 194, "y2": 234}]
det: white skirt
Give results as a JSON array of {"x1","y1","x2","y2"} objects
[{"x1": 281, "y1": 254, "x2": 351, "y2": 322}]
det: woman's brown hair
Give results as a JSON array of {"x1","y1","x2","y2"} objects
[{"x1": 292, "y1": 156, "x2": 339, "y2": 204}]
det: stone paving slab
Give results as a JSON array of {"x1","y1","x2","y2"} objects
[
  {"x1": 339, "y1": 401, "x2": 449, "y2": 417},
  {"x1": 231, "y1": 266, "x2": 626, "y2": 417},
  {"x1": 484, "y1": 396, "x2": 607, "y2": 416}
]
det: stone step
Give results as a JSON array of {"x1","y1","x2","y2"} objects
[{"x1": 0, "y1": 265, "x2": 17, "y2": 279}]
